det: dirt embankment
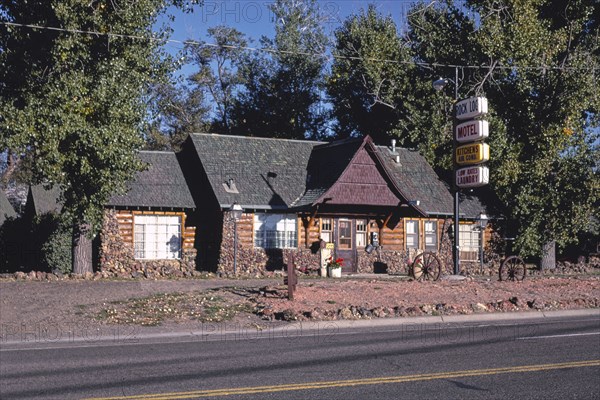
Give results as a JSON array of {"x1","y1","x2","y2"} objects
[{"x1": 0, "y1": 276, "x2": 598, "y2": 336}]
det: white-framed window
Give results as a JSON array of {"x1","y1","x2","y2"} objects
[
  {"x1": 134, "y1": 215, "x2": 181, "y2": 260},
  {"x1": 406, "y1": 220, "x2": 419, "y2": 249},
  {"x1": 320, "y1": 218, "x2": 333, "y2": 243},
  {"x1": 425, "y1": 221, "x2": 438, "y2": 251},
  {"x1": 254, "y1": 213, "x2": 297, "y2": 249},
  {"x1": 459, "y1": 224, "x2": 480, "y2": 261},
  {"x1": 356, "y1": 219, "x2": 367, "y2": 248}
]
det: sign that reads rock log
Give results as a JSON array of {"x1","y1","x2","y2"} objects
[
  {"x1": 456, "y1": 166, "x2": 489, "y2": 188},
  {"x1": 456, "y1": 143, "x2": 490, "y2": 166},
  {"x1": 456, "y1": 120, "x2": 489, "y2": 143},
  {"x1": 455, "y1": 97, "x2": 488, "y2": 120}
]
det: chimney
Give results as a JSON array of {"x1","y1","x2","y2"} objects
[
  {"x1": 391, "y1": 139, "x2": 396, "y2": 153},
  {"x1": 395, "y1": 155, "x2": 401, "y2": 164}
]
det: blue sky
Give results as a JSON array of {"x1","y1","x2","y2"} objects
[{"x1": 159, "y1": 1, "x2": 417, "y2": 78}]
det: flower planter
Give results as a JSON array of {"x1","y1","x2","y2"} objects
[{"x1": 328, "y1": 266, "x2": 342, "y2": 278}]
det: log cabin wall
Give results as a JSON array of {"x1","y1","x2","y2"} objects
[
  {"x1": 302, "y1": 216, "x2": 320, "y2": 248},
  {"x1": 357, "y1": 217, "x2": 453, "y2": 275},
  {"x1": 99, "y1": 209, "x2": 197, "y2": 278},
  {"x1": 212, "y1": 212, "x2": 487, "y2": 277}
]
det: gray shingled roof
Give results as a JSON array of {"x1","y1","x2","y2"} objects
[
  {"x1": 28, "y1": 185, "x2": 62, "y2": 215},
  {"x1": 0, "y1": 190, "x2": 17, "y2": 226},
  {"x1": 108, "y1": 151, "x2": 195, "y2": 209},
  {"x1": 376, "y1": 146, "x2": 454, "y2": 216},
  {"x1": 188, "y1": 133, "x2": 492, "y2": 218},
  {"x1": 459, "y1": 192, "x2": 501, "y2": 219},
  {"x1": 189, "y1": 133, "x2": 320, "y2": 209}
]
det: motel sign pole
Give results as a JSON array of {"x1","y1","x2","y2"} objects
[
  {"x1": 433, "y1": 67, "x2": 461, "y2": 276},
  {"x1": 452, "y1": 67, "x2": 460, "y2": 276}
]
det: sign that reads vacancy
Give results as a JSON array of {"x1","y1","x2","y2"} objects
[
  {"x1": 455, "y1": 97, "x2": 488, "y2": 120},
  {"x1": 456, "y1": 143, "x2": 490, "y2": 166},
  {"x1": 456, "y1": 166, "x2": 489, "y2": 188},
  {"x1": 456, "y1": 120, "x2": 489, "y2": 143}
]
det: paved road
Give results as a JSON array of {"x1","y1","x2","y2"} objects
[{"x1": 1, "y1": 313, "x2": 599, "y2": 399}]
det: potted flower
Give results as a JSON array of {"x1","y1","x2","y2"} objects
[{"x1": 327, "y1": 256, "x2": 344, "y2": 278}]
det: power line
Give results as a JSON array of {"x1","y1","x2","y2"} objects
[{"x1": 1, "y1": 20, "x2": 598, "y2": 73}]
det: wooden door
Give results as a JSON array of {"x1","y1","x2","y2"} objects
[{"x1": 335, "y1": 218, "x2": 356, "y2": 273}]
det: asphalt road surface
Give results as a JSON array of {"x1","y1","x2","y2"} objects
[{"x1": 1, "y1": 313, "x2": 599, "y2": 400}]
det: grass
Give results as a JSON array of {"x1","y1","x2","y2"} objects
[{"x1": 94, "y1": 291, "x2": 255, "y2": 326}]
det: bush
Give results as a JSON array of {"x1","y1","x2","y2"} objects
[{"x1": 40, "y1": 216, "x2": 72, "y2": 274}]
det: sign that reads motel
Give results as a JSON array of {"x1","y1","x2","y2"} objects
[
  {"x1": 455, "y1": 97, "x2": 488, "y2": 120},
  {"x1": 456, "y1": 166, "x2": 489, "y2": 188},
  {"x1": 456, "y1": 143, "x2": 490, "y2": 166},
  {"x1": 456, "y1": 120, "x2": 489, "y2": 143}
]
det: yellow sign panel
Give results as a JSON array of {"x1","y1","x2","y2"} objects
[
  {"x1": 456, "y1": 143, "x2": 490, "y2": 165},
  {"x1": 325, "y1": 242, "x2": 335, "y2": 249}
]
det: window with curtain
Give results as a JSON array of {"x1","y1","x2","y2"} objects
[
  {"x1": 459, "y1": 224, "x2": 480, "y2": 261},
  {"x1": 320, "y1": 218, "x2": 332, "y2": 242},
  {"x1": 425, "y1": 221, "x2": 438, "y2": 251},
  {"x1": 254, "y1": 213, "x2": 297, "y2": 249},
  {"x1": 406, "y1": 220, "x2": 419, "y2": 249},
  {"x1": 134, "y1": 215, "x2": 181, "y2": 259},
  {"x1": 356, "y1": 219, "x2": 367, "y2": 248}
]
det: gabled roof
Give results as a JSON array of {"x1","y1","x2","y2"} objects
[
  {"x1": 292, "y1": 136, "x2": 425, "y2": 214},
  {"x1": 107, "y1": 151, "x2": 195, "y2": 209},
  {"x1": 376, "y1": 146, "x2": 454, "y2": 216},
  {"x1": 27, "y1": 185, "x2": 62, "y2": 216},
  {"x1": 291, "y1": 137, "x2": 364, "y2": 208},
  {"x1": 0, "y1": 190, "x2": 17, "y2": 226},
  {"x1": 188, "y1": 133, "x2": 320, "y2": 209}
]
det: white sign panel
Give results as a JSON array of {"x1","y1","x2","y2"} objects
[
  {"x1": 456, "y1": 166, "x2": 489, "y2": 188},
  {"x1": 455, "y1": 97, "x2": 488, "y2": 120},
  {"x1": 455, "y1": 120, "x2": 489, "y2": 143}
]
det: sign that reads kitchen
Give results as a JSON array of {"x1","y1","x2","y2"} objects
[
  {"x1": 456, "y1": 120, "x2": 489, "y2": 143},
  {"x1": 456, "y1": 166, "x2": 489, "y2": 188},
  {"x1": 455, "y1": 97, "x2": 488, "y2": 120},
  {"x1": 456, "y1": 143, "x2": 490, "y2": 166}
]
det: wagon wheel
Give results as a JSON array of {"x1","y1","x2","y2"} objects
[
  {"x1": 499, "y1": 256, "x2": 526, "y2": 281},
  {"x1": 412, "y1": 252, "x2": 442, "y2": 281}
]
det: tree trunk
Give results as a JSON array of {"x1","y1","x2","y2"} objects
[
  {"x1": 541, "y1": 240, "x2": 556, "y2": 270},
  {"x1": 72, "y1": 223, "x2": 93, "y2": 275}
]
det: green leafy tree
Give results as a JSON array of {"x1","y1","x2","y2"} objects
[
  {"x1": 407, "y1": 0, "x2": 600, "y2": 261},
  {"x1": 186, "y1": 26, "x2": 247, "y2": 134},
  {"x1": 231, "y1": 0, "x2": 328, "y2": 139},
  {"x1": 0, "y1": 0, "x2": 198, "y2": 273}
]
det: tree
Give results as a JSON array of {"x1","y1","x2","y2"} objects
[
  {"x1": 326, "y1": 5, "x2": 459, "y2": 167},
  {"x1": 406, "y1": 0, "x2": 600, "y2": 261},
  {"x1": 145, "y1": 81, "x2": 211, "y2": 151},
  {"x1": 186, "y1": 26, "x2": 247, "y2": 134},
  {"x1": 0, "y1": 0, "x2": 198, "y2": 273},
  {"x1": 231, "y1": 0, "x2": 328, "y2": 139},
  {"x1": 328, "y1": 6, "x2": 415, "y2": 144}
]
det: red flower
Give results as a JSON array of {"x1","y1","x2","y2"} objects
[{"x1": 327, "y1": 257, "x2": 344, "y2": 268}]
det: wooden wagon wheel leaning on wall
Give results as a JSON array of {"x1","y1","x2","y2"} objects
[
  {"x1": 499, "y1": 255, "x2": 526, "y2": 281},
  {"x1": 411, "y1": 251, "x2": 442, "y2": 281}
]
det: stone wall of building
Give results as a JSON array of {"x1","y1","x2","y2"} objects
[
  {"x1": 99, "y1": 209, "x2": 197, "y2": 278},
  {"x1": 217, "y1": 211, "x2": 320, "y2": 275}
]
